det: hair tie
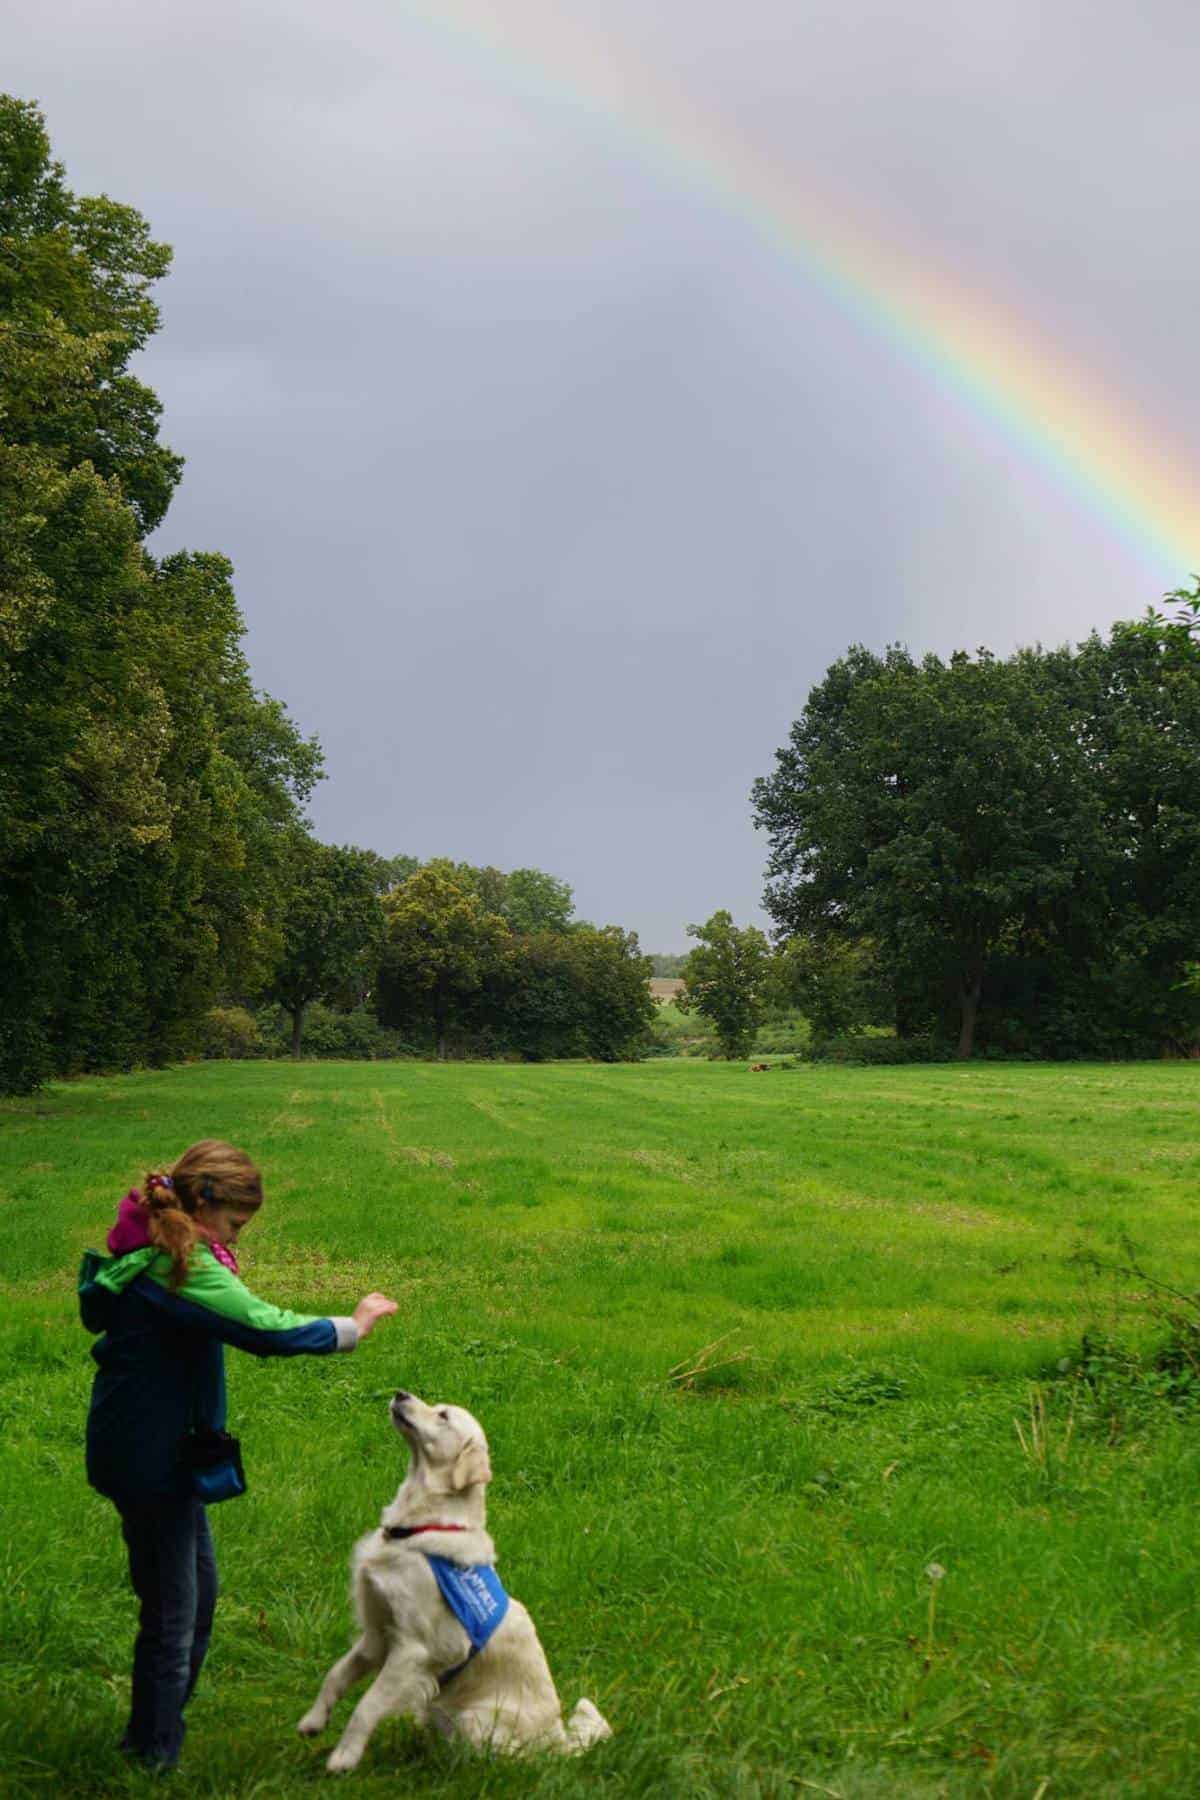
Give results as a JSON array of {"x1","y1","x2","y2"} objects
[{"x1": 146, "y1": 1172, "x2": 174, "y2": 1198}]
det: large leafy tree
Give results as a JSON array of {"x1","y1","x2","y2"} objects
[
  {"x1": 377, "y1": 862, "x2": 509, "y2": 1058},
  {"x1": 265, "y1": 837, "x2": 385, "y2": 1057},
  {"x1": 497, "y1": 926, "x2": 654, "y2": 1061},
  {"x1": 0, "y1": 97, "x2": 321, "y2": 1090},
  {"x1": 679, "y1": 910, "x2": 773, "y2": 1059},
  {"x1": 753, "y1": 647, "x2": 1106, "y2": 1058},
  {"x1": 1065, "y1": 601, "x2": 1200, "y2": 1051},
  {"x1": 0, "y1": 96, "x2": 182, "y2": 531},
  {"x1": 564, "y1": 924, "x2": 656, "y2": 1060}
]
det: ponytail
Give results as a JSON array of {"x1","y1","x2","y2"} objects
[
  {"x1": 140, "y1": 1142, "x2": 264, "y2": 1289},
  {"x1": 142, "y1": 1170, "x2": 199, "y2": 1290}
]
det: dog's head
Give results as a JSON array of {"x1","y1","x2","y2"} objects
[{"x1": 389, "y1": 1390, "x2": 493, "y2": 1492}]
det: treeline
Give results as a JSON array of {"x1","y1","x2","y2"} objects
[
  {"x1": 0, "y1": 99, "x2": 652, "y2": 1091},
  {"x1": 752, "y1": 608, "x2": 1200, "y2": 1060},
  {"x1": 253, "y1": 852, "x2": 654, "y2": 1062}
]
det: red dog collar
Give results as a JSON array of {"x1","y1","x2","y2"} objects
[{"x1": 382, "y1": 1522, "x2": 468, "y2": 1541}]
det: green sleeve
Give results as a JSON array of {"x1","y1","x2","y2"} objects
[{"x1": 148, "y1": 1245, "x2": 321, "y2": 1332}]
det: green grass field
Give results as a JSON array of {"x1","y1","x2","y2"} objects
[{"x1": 2, "y1": 1059, "x2": 1199, "y2": 1797}]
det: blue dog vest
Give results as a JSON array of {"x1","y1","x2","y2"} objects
[{"x1": 425, "y1": 1555, "x2": 509, "y2": 1682}]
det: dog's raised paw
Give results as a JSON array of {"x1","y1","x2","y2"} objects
[{"x1": 297, "y1": 1709, "x2": 327, "y2": 1737}]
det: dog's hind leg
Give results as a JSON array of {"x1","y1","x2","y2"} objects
[
  {"x1": 325, "y1": 1647, "x2": 438, "y2": 1774},
  {"x1": 563, "y1": 1698, "x2": 612, "y2": 1754},
  {"x1": 297, "y1": 1633, "x2": 385, "y2": 1738}
]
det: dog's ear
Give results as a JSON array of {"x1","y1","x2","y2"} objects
[{"x1": 451, "y1": 1439, "x2": 492, "y2": 1491}]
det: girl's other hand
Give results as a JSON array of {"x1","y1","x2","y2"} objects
[{"x1": 353, "y1": 1292, "x2": 398, "y2": 1339}]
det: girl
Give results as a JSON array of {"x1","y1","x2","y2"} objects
[{"x1": 79, "y1": 1138, "x2": 397, "y2": 1770}]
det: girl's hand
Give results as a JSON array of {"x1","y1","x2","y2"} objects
[{"x1": 353, "y1": 1292, "x2": 398, "y2": 1339}]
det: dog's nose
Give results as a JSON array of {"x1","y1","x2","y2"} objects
[{"x1": 392, "y1": 1390, "x2": 411, "y2": 1404}]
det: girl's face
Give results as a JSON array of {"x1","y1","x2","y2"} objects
[{"x1": 195, "y1": 1198, "x2": 260, "y2": 1248}]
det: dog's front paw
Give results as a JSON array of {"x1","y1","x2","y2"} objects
[
  {"x1": 297, "y1": 1707, "x2": 328, "y2": 1737},
  {"x1": 326, "y1": 1744, "x2": 362, "y2": 1775}
]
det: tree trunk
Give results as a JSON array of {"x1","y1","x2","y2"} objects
[
  {"x1": 434, "y1": 984, "x2": 446, "y2": 1062},
  {"x1": 291, "y1": 1004, "x2": 305, "y2": 1060},
  {"x1": 956, "y1": 972, "x2": 981, "y2": 1060}
]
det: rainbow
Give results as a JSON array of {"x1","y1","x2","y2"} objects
[{"x1": 399, "y1": 0, "x2": 1198, "y2": 578}]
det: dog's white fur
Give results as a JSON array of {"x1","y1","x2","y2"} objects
[{"x1": 298, "y1": 1391, "x2": 611, "y2": 1773}]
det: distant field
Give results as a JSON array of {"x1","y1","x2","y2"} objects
[{"x1": 2, "y1": 1060, "x2": 1199, "y2": 1797}]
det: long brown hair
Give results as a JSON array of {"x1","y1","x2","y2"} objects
[{"x1": 142, "y1": 1140, "x2": 263, "y2": 1288}]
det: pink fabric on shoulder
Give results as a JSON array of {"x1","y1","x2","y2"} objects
[
  {"x1": 107, "y1": 1190, "x2": 152, "y2": 1256},
  {"x1": 106, "y1": 1190, "x2": 239, "y2": 1274},
  {"x1": 206, "y1": 1240, "x2": 239, "y2": 1275}
]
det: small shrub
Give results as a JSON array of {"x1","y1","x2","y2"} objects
[
  {"x1": 1064, "y1": 1236, "x2": 1200, "y2": 1425},
  {"x1": 201, "y1": 1006, "x2": 262, "y2": 1060},
  {"x1": 258, "y1": 1004, "x2": 414, "y2": 1060}
]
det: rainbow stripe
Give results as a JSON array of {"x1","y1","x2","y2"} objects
[{"x1": 401, "y1": 1, "x2": 1198, "y2": 578}]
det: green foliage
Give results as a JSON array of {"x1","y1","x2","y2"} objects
[
  {"x1": 550, "y1": 922, "x2": 656, "y2": 1061},
  {"x1": 443, "y1": 862, "x2": 575, "y2": 934},
  {"x1": 201, "y1": 1005, "x2": 263, "y2": 1060},
  {"x1": 774, "y1": 934, "x2": 891, "y2": 1042},
  {"x1": 375, "y1": 863, "x2": 652, "y2": 1061},
  {"x1": 0, "y1": 96, "x2": 322, "y2": 1093},
  {"x1": 264, "y1": 838, "x2": 386, "y2": 1057},
  {"x1": 378, "y1": 862, "x2": 510, "y2": 1058},
  {"x1": 679, "y1": 910, "x2": 772, "y2": 1059},
  {"x1": 0, "y1": 96, "x2": 181, "y2": 532},
  {"x1": 499, "y1": 866, "x2": 574, "y2": 935},
  {"x1": 256, "y1": 1002, "x2": 412, "y2": 1061},
  {"x1": 359, "y1": 850, "x2": 420, "y2": 894},
  {"x1": 755, "y1": 621, "x2": 1200, "y2": 1061}
]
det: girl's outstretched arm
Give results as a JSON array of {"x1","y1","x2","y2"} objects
[{"x1": 114, "y1": 1246, "x2": 393, "y2": 1356}]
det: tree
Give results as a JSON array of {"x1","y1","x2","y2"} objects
[
  {"x1": 679, "y1": 911, "x2": 772, "y2": 1059},
  {"x1": 0, "y1": 97, "x2": 182, "y2": 530},
  {"x1": 561, "y1": 924, "x2": 655, "y2": 1060},
  {"x1": 500, "y1": 867, "x2": 574, "y2": 935},
  {"x1": 753, "y1": 647, "x2": 1106, "y2": 1058},
  {"x1": 377, "y1": 863, "x2": 509, "y2": 1058},
  {"x1": 445, "y1": 861, "x2": 575, "y2": 934},
  {"x1": 0, "y1": 97, "x2": 323, "y2": 1091},
  {"x1": 265, "y1": 837, "x2": 385, "y2": 1058},
  {"x1": 360, "y1": 851, "x2": 420, "y2": 895},
  {"x1": 494, "y1": 926, "x2": 652, "y2": 1060},
  {"x1": 1066, "y1": 604, "x2": 1200, "y2": 1051},
  {"x1": 773, "y1": 935, "x2": 891, "y2": 1043}
]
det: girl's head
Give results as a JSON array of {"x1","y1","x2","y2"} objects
[{"x1": 143, "y1": 1140, "x2": 263, "y2": 1286}]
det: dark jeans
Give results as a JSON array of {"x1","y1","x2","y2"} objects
[{"x1": 115, "y1": 1497, "x2": 218, "y2": 1768}]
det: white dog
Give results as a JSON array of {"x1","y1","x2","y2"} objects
[{"x1": 298, "y1": 1390, "x2": 612, "y2": 1773}]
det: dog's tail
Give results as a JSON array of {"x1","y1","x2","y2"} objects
[{"x1": 563, "y1": 1697, "x2": 611, "y2": 1755}]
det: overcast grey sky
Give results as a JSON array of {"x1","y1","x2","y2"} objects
[{"x1": 8, "y1": 1, "x2": 1199, "y2": 947}]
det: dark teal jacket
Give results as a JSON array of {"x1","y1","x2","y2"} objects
[{"x1": 80, "y1": 1246, "x2": 357, "y2": 1503}]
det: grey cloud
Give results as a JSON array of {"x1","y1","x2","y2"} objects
[{"x1": 5, "y1": 0, "x2": 1197, "y2": 946}]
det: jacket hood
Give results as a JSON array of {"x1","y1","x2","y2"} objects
[{"x1": 78, "y1": 1246, "x2": 162, "y2": 1333}]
